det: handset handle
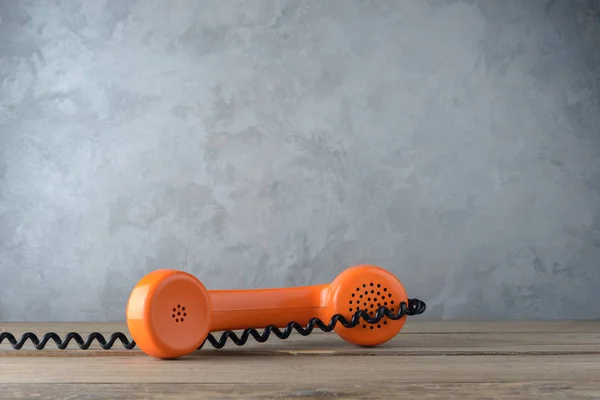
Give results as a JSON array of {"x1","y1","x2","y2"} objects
[{"x1": 209, "y1": 284, "x2": 329, "y2": 331}]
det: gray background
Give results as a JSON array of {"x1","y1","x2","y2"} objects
[{"x1": 0, "y1": 0, "x2": 599, "y2": 322}]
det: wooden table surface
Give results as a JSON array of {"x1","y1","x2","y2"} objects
[{"x1": 1, "y1": 321, "x2": 600, "y2": 399}]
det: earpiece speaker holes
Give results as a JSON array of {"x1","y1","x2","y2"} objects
[{"x1": 172, "y1": 304, "x2": 187, "y2": 323}]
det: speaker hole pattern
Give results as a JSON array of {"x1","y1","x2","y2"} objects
[
  {"x1": 172, "y1": 304, "x2": 187, "y2": 323},
  {"x1": 350, "y1": 282, "x2": 394, "y2": 329}
]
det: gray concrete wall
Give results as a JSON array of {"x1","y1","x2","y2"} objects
[{"x1": 1, "y1": 0, "x2": 599, "y2": 322}]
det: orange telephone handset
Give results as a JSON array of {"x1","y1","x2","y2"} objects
[{"x1": 127, "y1": 264, "x2": 417, "y2": 359}]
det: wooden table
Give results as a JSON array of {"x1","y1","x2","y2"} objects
[{"x1": 1, "y1": 321, "x2": 600, "y2": 399}]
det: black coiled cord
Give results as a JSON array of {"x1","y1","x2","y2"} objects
[{"x1": 0, "y1": 298, "x2": 425, "y2": 351}]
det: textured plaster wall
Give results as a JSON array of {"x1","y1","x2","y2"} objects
[{"x1": 0, "y1": 0, "x2": 599, "y2": 322}]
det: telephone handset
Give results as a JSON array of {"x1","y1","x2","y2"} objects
[{"x1": 1, "y1": 264, "x2": 426, "y2": 358}]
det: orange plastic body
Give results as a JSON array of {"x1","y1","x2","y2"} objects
[{"x1": 126, "y1": 264, "x2": 409, "y2": 359}]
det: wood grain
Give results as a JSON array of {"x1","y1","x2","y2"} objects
[
  {"x1": 1, "y1": 321, "x2": 599, "y2": 399},
  {"x1": 1, "y1": 382, "x2": 600, "y2": 400}
]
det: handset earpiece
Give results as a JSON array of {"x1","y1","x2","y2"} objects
[
  {"x1": 126, "y1": 269, "x2": 212, "y2": 359},
  {"x1": 126, "y1": 264, "x2": 411, "y2": 359}
]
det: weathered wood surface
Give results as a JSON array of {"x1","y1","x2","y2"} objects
[{"x1": 1, "y1": 321, "x2": 599, "y2": 399}]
